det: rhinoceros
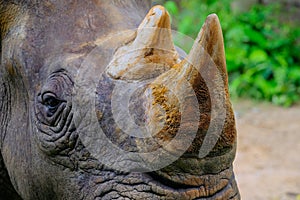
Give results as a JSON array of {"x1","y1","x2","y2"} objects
[{"x1": 0, "y1": 0, "x2": 240, "y2": 199}]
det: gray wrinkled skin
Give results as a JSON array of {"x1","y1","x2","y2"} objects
[{"x1": 0, "y1": 0, "x2": 240, "y2": 199}]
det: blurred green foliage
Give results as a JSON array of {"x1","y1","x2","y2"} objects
[{"x1": 163, "y1": 0, "x2": 300, "y2": 106}]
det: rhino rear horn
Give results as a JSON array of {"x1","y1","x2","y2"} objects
[{"x1": 173, "y1": 14, "x2": 229, "y2": 97}]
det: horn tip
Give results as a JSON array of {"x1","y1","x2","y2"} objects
[
  {"x1": 138, "y1": 5, "x2": 170, "y2": 29},
  {"x1": 205, "y1": 13, "x2": 221, "y2": 27},
  {"x1": 150, "y1": 5, "x2": 167, "y2": 15},
  {"x1": 146, "y1": 5, "x2": 168, "y2": 21},
  {"x1": 207, "y1": 13, "x2": 219, "y2": 19}
]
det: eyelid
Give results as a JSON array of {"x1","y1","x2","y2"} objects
[
  {"x1": 42, "y1": 92, "x2": 57, "y2": 100},
  {"x1": 41, "y1": 92, "x2": 65, "y2": 102}
]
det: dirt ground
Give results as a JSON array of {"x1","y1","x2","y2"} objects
[{"x1": 232, "y1": 100, "x2": 300, "y2": 200}]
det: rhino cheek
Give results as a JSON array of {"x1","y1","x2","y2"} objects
[{"x1": 32, "y1": 70, "x2": 78, "y2": 169}]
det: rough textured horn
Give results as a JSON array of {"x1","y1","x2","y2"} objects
[
  {"x1": 106, "y1": 5, "x2": 180, "y2": 80},
  {"x1": 133, "y1": 5, "x2": 175, "y2": 51},
  {"x1": 146, "y1": 13, "x2": 236, "y2": 156},
  {"x1": 142, "y1": 14, "x2": 238, "y2": 192},
  {"x1": 185, "y1": 13, "x2": 229, "y2": 94}
]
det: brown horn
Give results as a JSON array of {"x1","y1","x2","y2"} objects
[
  {"x1": 133, "y1": 5, "x2": 175, "y2": 51},
  {"x1": 106, "y1": 5, "x2": 179, "y2": 80},
  {"x1": 146, "y1": 13, "x2": 234, "y2": 156},
  {"x1": 184, "y1": 14, "x2": 229, "y2": 94}
]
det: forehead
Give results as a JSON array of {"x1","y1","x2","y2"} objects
[
  {"x1": 16, "y1": 0, "x2": 148, "y2": 49},
  {"x1": 1, "y1": 1, "x2": 149, "y2": 84}
]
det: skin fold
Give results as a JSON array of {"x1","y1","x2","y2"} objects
[{"x1": 0, "y1": 0, "x2": 240, "y2": 199}]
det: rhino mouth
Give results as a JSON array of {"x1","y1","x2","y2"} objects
[
  {"x1": 146, "y1": 168, "x2": 238, "y2": 198},
  {"x1": 88, "y1": 165, "x2": 239, "y2": 199}
]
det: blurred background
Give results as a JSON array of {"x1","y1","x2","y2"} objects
[
  {"x1": 154, "y1": 0, "x2": 300, "y2": 107},
  {"x1": 153, "y1": 1, "x2": 300, "y2": 199}
]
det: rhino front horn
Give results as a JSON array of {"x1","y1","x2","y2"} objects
[{"x1": 106, "y1": 5, "x2": 180, "y2": 80}]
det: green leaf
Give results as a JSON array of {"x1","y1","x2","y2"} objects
[
  {"x1": 169, "y1": 0, "x2": 300, "y2": 106},
  {"x1": 226, "y1": 46, "x2": 247, "y2": 72},
  {"x1": 288, "y1": 66, "x2": 300, "y2": 81},
  {"x1": 274, "y1": 54, "x2": 288, "y2": 67},
  {"x1": 272, "y1": 95, "x2": 293, "y2": 107},
  {"x1": 225, "y1": 24, "x2": 249, "y2": 43},
  {"x1": 267, "y1": 37, "x2": 290, "y2": 50},
  {"x1": 244, "y1": 27, "x2": 267, "y2": 48},
  {"x1": 178, "y1": 16, "x2": 194, "y2": 35},
  {"x1": 249, "y1": 49, "x2": 268, "y2": 63},
  {"x1": 164, "y1": 1, "x2": 179, "y2": 16}
]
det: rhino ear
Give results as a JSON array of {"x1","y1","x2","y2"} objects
[{"x1": 187, "y1": 14, "x2": 229, "y2": 93}]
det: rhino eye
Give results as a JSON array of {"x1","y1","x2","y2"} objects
[{"x1": 42, "y1": 92, "x2": 62, "y2": 114}]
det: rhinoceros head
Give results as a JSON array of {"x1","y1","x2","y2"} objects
[{"x1": 0, "y1": 1, "x2": 240, "y2": 199}]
